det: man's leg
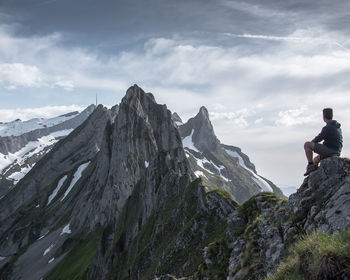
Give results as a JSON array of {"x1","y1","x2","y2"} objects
[
  {"x1": 313, "y1": 155, "x2": 321, "y2": 166},
  {"x1": 304, "y1": 141, "x2": 315, "y2": 163},
  {"x1": 304, "y1": 142, "x2": 318, "y2": 176}
]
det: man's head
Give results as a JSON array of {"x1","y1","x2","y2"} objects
[{"x1": 323, "y1": 108, "x2": 333, "y2": 122}]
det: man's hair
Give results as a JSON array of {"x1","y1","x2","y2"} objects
[{"x1": 323, "y1": 108, "x2": 333, "y2": 120}]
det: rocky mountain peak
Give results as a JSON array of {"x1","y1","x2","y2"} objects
[
  {"x1": 123, "y1": 84, "x2": 156, "y2": 106},
  {"x1": 178, "y1": 106, "x2": 283, "y2": 203},
  {"x1": 67, "y1": 85, "x2": 191, "y2": 233},
  {"x1": 179, "y1": 106, "x2": 220, "y2": 151},
  {"x1": 199, "y1": 105, "x2": 209, "y2": 119},
  {"x1": 172, "y1": 112, "x2": 183, "y2": 124}
]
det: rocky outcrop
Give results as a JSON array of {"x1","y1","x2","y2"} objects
[
  {"x1": 288, "y1": 156, "x2": 350, "y2": 233},
  {"x1": 189, "y1": 157, "x2": 350, "y2": 280}
]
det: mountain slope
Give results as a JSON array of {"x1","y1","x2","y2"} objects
[
  {"x1": 0, "y1": 111, "x2": 79, "y2": 137},
  {"x1": 0, "y1": 85, "x2": 235, "y2": 280},
  {"x1": 156, "y1": 157, "x2": 350, "y2": 279},
  {"x1": 0, "y1": 104, "x2": 115, "y2": 275},
  {"x1": 0, "y1": 105, "x2": 96, "y2": 195},
  {"x1": 177, "y1": 106, "x2": 283, "y2": 203}
]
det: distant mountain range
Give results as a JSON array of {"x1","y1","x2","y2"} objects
[
  {"x1": 0, "y1": 93, "x2": 283, "y2": 204},
  {"x1": 0, "y1": 105, "x2": 96, "y2": 196}
]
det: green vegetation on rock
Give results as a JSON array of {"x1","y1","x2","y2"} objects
[
  {"x1": 238, "y1": 192, "x2": 281, "y2": 222},
  {"x1": 108, "y1": 178, "x2": 231, "y2": 279},
  {"x1": 46, "y1": 230, "x2": 103, "y2": 280},
  {"x1": 266, "y1": 229, "x2": 350, "y2": 280},
  {"x1": 211, "y1": 189, "x2": 233, "y2": 200}
]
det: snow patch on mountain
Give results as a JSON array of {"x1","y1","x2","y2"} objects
[
  {"x1": 8, "y1": 166, "x2": 32, "y2": 185},
  {"x1": 0, "y1": 114, "x2": 78, "y2": 137},
  {"x1": 190, "y1": 153, "x2": 214, "y2": 175},
  {"x1": 182, "y1": 129, "x2": 200, "y2": 153},
  {"x1": 225, "y1": 149, "x2": 272, "y2": 192},
  {"x1": 61, "y1": 162, "x2": 90, "y2": 201},
  {"x1": 37, "y1": 231, "x2": 49, "y2": 240},
  {"x1": 252, "y1": 176, "x2": 273, "y2": 192},
  {"x1": 60, "y1": 224, "x2": 71, "y2": 235},
  {"x1": 43, "y1": 244, "x2": 54, "y2": 256},
  {"x1": 47, "y1": 175, "x2": 68, "y2": 205},
  {"x1": 1, "y1": 129, "x2": 73, "y2": 185},
  {"x1": 210, "y1": 161, "x2": 230, "y2": 182},
  {"x1": 0, "y1": 129, "x2": 73, "y2": 174},
  {"x1": 187, "y1": 150, "x2": 231, "y2": 182},
  {"x1": 194, "y1": 170, "x2": 207, "y2": 179}
]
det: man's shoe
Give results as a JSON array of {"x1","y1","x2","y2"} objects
[{"x1": 304, "y1": 163, "x2": 317, "y2": 176}]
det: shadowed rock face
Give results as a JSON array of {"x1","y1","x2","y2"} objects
[
  {"x1": 69, "y1": 85, "x2": 192, "y2": 233},
  {"x1": 177, "y1": 106, "x2": 284, "y2": 203},
  {"x1": 0, "y1": 104, "x2": 115, "y2": 275},
  {"x1": 172, "y1": 112, "x2": 183, "y2": 124},
  {"x1": 0, "y1": 105, "x2": 97, "y2": 195},
  {"x1": 179, "y1": 106, "x2": 220, "y2": 152},
  {"x1": 0, "y1": 85, "x2": 205, "y2": 280},
  {"x1": 0, "y1": 104, "x2": 113, "y2": 221}
]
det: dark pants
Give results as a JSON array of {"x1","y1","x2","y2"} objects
[{"x1": 314, "y1": 143, "x2": 340, "y2": 160}]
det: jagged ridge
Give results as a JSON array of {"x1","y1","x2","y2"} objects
[{"x1": 177, "y1": 106, "x2": 283, "y2": 203}]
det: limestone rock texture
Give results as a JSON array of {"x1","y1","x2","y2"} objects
[{"x1": 177, "y1": 157, "x2": 350, "y2": 280}]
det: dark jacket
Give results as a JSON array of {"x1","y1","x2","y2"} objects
[{"x1": 312, "y1": 120, "x2": 343, "y2": 152}]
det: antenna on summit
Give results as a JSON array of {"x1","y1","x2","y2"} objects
[{"x1": 95, "y1": 93, "x2": 98, "y2": 106}]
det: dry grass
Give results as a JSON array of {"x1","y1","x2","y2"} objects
[{"x1": 266, "y1": 229, "x2": 350, "y2": 280}]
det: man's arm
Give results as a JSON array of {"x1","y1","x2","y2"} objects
[{"x1": 312, "y1": 127, "x2": 326, "y2": 143}]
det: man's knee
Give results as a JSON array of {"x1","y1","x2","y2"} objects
[{"x1": 304, "y1": 141, "x2": 314, "y2": 150}]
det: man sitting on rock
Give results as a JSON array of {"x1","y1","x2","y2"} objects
[{"x1": 304, "y1": 108, "x2": 343, "y2": 176}]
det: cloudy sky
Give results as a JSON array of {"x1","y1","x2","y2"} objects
[{"x1": 1, "y1": 0, "x2": 350, "y2": 189}]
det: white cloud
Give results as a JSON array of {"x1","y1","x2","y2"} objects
[
  {"x1": 275, "y1": 107, "x2": 317, "y2": 127},
  {"x1": 0, "y1": 63, "x2": 43, "y2": 88},
  {"x1": 0, "y1": 105, "x2": 86, "y2": 122},
  {"x1": 5, "y1": 85, "x2": 16, "y2": 90},
  {"x1": 209, "y1": 106, "x2": 260, "y2": 128},
  {"x1": 224, "y1": 33, "x2": 305, "y2": 41},
  {"x1": 55, "y1": 80, "x2": 75, "y2": 91},
  {"x1": 254, "y1": 118, "x2": 263, "y2": 124}
]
